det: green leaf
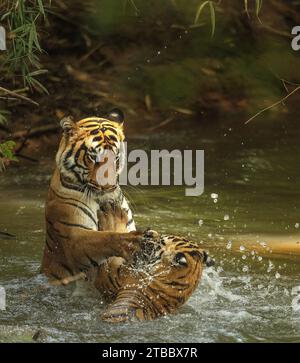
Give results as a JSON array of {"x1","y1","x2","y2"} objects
[
  {"x1": 255, "y1": 0, "x2": 263, "y2": 23},
  {"x1": 3, "y1": 0, "x2": 49, "y2": 99},
  {"x1": 0, "y1": 141, "x2": 17, "y2": 161},
  {"x1": 194, "y1": 1, "x2": 216, "y2": 37},
  {"x1": 0, "y1": 110, "x2": 10, "y2": 125},
  {"x1": 244, "y1": 0, "x2": 250, "y2": 18},
  {"x1": 37, "y1": 0, "x2": 46, "y2": 17},
  {"x1": 209, "y1": 1, "x2": 215, "y2": 37},
  {"x1": 28, "y1": 23, "x2": 35, "y2": 53},
  {"x1": 194, "y1": 1, "x2": 210, "y2": 24},
  {"x1": 27, "y1": 76, "x2": 49, "y2": 94},
  {"x1": 28, "y1": 69, "x2": 48, "y2": 76}
]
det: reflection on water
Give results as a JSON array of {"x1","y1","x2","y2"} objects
[{"x1": 0, "y1": 117, "x2": 299, "y2": 342}]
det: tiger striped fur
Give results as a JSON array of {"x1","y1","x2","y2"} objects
[
  {"x1": 95, "y1": 232, "x2": 211, "y2": 323},
  {"x1": 41, "y1": 109, "x2": 141, "y2": 284}
]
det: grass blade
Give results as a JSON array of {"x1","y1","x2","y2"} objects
[
  {"x1": 209, "y1": 1, "x2": 216, "y2": 37},
  {"x1": 244, "y1": 0, "x2": 250, "y2": 18},
  {"x1": 194, "y1": 1, "x2": 210, "y2": 24},
  {"x1": 195, "y1": 1, "x2": 216, "y2": 37},
  {"x1": 255, "y1": 0, "x2": 263, "y2": 23}
]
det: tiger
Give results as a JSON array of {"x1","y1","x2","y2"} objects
[
  {"x1": 41, "y1": 109, "x2": 144, "y2": 285},
  {"x1": 95, "y1": 228, "x2": 214, "y2": 323}
]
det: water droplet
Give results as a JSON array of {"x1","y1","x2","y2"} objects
[
  {"x1": 242, "y1": 266, "x2": 248, "y2": 272},
  {"x1": 275, "y1": 272, "x2": 280, "y2": 279},
  {"x1": 242, "y1": 255, "x2": 247, "y2": 260},
  {"x1": 210, "y1": 193, "x2": 218, "y2": 199},
  {"x1": 295, "y1": 223, "x2": 299, "y2": 229},
  {"x1": 258, "y1": 256, "x2": 263, "y2": 261},
  {"x1": 198, "y1": 219, "x2": 204, "y2": 226},
  {"x1": 213, "y1": 199, "x2": 218, "y2": 203},
  {"x1": 224, "y1": 214, "x2": 230, "y2": 221},
  {"x1": 240, "y1": 245, "x2": 245, "y2": 251},
  {"x1": 226, "y1": 241, "x2": 232, "y2": 249},
  {"x1": 267, "y1": 260, "x2": 274, "y2": 273}
]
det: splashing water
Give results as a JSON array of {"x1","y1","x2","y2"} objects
[
  {"x1": 291, "y1": 286, "x2": 300, "y2": 312},
  {"x1": 1, "y1": 123, "x2": 300, "y2": 342}
]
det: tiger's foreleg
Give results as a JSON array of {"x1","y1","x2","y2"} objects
[
  {"x1": 69, "y1": 228, "x2": 142, "y2": 265},
  {"x1": 42, "y1": 223, "x2": 143, "y2": 283}
]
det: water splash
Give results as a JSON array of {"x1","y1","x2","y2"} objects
[
  {"x1": 291, "y1": 286, "x2": 300, "y2": 312},
  {"x1": 200, "y1": 267, "x2": 246, "y2": 303}
]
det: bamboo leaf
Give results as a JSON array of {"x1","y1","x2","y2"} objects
[
  {"x1": 28, "y1": 69, "x2": 48, "y2": 76},
  {"x1": 194, "y1": 1, "x2": 210, "y2": 24},
  {"x1": 37, "y1": 0, "x2": 46, "y2": 17},
  {"x1": 244, "y1": 0, "x2": 250, "y2": 18},
  {"x1": 255, "y1": 0, "x2": 263, "y2": 23},
  {"x1": 195, "y1": 1, "x2": 216, "y2": 37},
  {"x1": 28, "y1": 24, "x2": 35, "y2": 53},
  {"x1": 28, "y1": 76, "x2": 49, "y2": 94},
  {"x1": 209, "y1": 1, "x2": 216, "y2": 37}
]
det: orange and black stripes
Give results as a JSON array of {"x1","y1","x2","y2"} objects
[
  {"x1": 97, "y1": 235, "x2": 207, "y2": 323},
  {"x1": 41, "y1": 112, "x2": 137, "y2": 285}
]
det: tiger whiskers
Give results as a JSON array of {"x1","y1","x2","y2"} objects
[{"x1": 122, "y1": 185, "x2": 145, "y2": 216}]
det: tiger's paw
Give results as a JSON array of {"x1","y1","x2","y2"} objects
[
  {"x1": 143, "y1": 228, "x2": 160, "y2": 241},
  {"x1": 98, "y1": 201, "x2": 129, "y2": 232}
]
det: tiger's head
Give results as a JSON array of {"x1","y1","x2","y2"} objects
[
  {"x1": 56, "y1": 109, "x2": 125, "y2": 194},
  {"x1": 141, "y1": 234, "x2": 212, "y2": 286}
]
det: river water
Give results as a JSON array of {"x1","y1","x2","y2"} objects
[{"x1": 0, "y1": 116, "x2": 299, "y2": 342}]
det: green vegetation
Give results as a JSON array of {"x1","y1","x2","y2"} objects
[
  {"x1": 0, "y1": 0, "x2": 49, "y2": 166},
  {"x1": 0, "y1": 0, "x2": 48, "y2": 92},
  {"x1": 0, "y1": 140, "x2": 17, "y2": 170},
  {"x1": 0, "y1": 0, "x2": 300, "y2": 168}
]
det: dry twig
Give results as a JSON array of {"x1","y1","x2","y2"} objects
[
  {"x1": 245, "y1": 86, "x2": 300, "y2": 124},
  {"x1": 0, "y1": 86, "x2": 39, "y2": 107}
]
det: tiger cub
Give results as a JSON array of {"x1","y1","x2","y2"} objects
[
  {"x1": 96, "y1": 231, "x2": 213, "y2": 323},
  {"x1": 41, "y1": 109, "x2": 142, "y2": 284}
]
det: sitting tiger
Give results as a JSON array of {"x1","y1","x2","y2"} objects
[
  {"x1": 41, "y1": 109, "x2": 143, "y2": 284},
  {"x1": 95, "y1": 226, "x2": 213, "y2": 323}
]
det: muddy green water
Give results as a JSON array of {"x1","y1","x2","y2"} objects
[{"x1": 0, "y1": 116, "x2": 299, "y2": 342}]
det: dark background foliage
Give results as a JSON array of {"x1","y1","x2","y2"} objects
[{"x1": 0, "y1": 0, "x2": 300, "y2": 167}]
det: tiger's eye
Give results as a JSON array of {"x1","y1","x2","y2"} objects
[{"x1": 174, "y1": 252, "x2": 187, "y2": 266}]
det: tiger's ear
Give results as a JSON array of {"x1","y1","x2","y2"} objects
[
  {"x1": 203, "y1": 251, "x2": 215, "y2": 267},
  {"x1": 60, "y1": 116, "x2": 77, "y2": 137},
  {"x1": 107, "y1": 108, "x2": 124, "y2": 124}
]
